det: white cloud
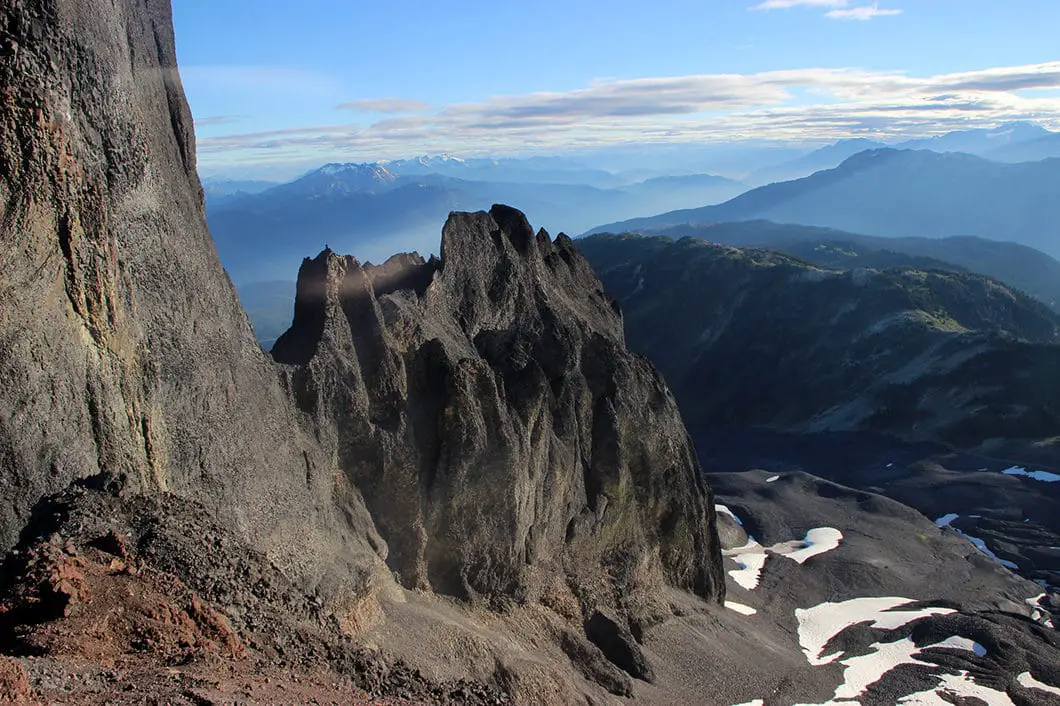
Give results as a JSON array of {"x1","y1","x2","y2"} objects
[
  {"x1": 195, "y1": 62, "x2": 1060, "y2": 168},
  {"x1": 751, "y1": 0, "x2": 847, "y2": 9},
  {"x1": 193, "y1": 115, "x2": 243, "y2": 127},
  {"x1": 335, "y1": 98, "x2": 430, "y2": 113},
  {"x1": 751, "y1": 0, "x2": 902, "y2": 21},
  {"x1": 827, "y1": 5, "x2": 902, "y2": 20}
]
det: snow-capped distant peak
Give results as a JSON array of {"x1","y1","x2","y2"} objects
[
  {"x1": 315, "y1": 162, "x2": 396, "y2": 178},
  {"x1": 411, "y1": 154, "x2": 466, "y2": 168}
]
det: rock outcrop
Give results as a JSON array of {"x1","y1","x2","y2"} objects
[
  {"x1": 272, "y1": 205, "x2": 724, "y2": 615},
  {"x1": 0, "y1": 0, "x2": 381, "y2": 596},
  {"x1": 0, "y1": 1, "x2": 723, "y2": 692},
  {"x1": 0, "y1": 476, "x2": 506, "y2": 705}
]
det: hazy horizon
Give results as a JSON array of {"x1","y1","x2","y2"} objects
[{"x1": 172, "y1": 0, "x2": 1060, "y2": 178}]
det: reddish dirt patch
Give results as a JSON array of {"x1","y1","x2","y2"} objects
[
  {"x1": 2, "y1": 539, "x2": 245, "y2": 667},
  {"x1": 0, "y1": 656, "x2": 32, "y2": 704},
  {"x1": 0, "y1": 537, "x2": 401, "y2": 704},
  {"x1": 0, "y1": 486, "x2": 507, "y2": 705}
]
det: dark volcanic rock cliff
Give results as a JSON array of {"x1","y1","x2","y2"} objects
[
  {"x1": 272, "y1": 205, "x2": 724, "y2": 611},
  {"x1": 0, "y1": 0, "x2": 722, "y2": 657},
  {"x1": 0, "y1": 0, "x2": 380, "y2": 594}
]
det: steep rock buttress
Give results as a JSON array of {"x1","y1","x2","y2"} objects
[
  {"x1": 0, "y1": 0, "x2": 382, "y2": 597},
  {"x1": 0, "y1": 0, "x2": 723, "y2": 653},
  {"x1": 272, "y1": 205, "x2": 726, "y2": 614}
]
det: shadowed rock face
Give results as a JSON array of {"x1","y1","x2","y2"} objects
[
  {"x1": 272, "y1": 204, "x2": 725, "y2": 610},
  {"x1": 0, "y1": 0, "x2": 381, "y2": 596},
  {"x1": 577, "y1": 233, "x2": 1060, "y2": 447},
  {"x1": 0, "y1": 0, "x2": 722, "y2": 628}
]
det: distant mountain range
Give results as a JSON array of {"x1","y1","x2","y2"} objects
[
  {"x1": 747, "y1": 138, "x2": 888, "y2": 185},
  {"x1": 745, "y1": 122, "x2": 1057, "y2": 184},
  {"x1": 586, "y1": 148, "x2": 1060, "y2": 258},
  {"x1": 206, "y1": 121, "x2": 1060, "y2": 284},
  {"x1": 986, "y1": 132, "x2": 1060, "y2": 163},
  {"x1": 896, "y1": 121, "x2": 1052, "y2": 156},
  {"x1": 207, "y1": 165, "x2": 744, "y2": 283},
  {"x1": 201, "y1": 176, "x2": 280, "y2": 203},
  {"x1": 379, "y1": 154, "x2": 627, "y2": 188}
]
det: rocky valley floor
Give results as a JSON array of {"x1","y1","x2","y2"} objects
[{"x1": 1, "y1": 467, "x2": 1057, "y2": 705}]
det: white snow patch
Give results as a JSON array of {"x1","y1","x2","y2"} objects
[
  {"x1": 867, "y1": 607, "x2": 959, "y2": 631},
  {"x1": 791, "y1": 598, "x2": 1014, "y2": 706},
  {"x1": 1018, "y1": 672, "x2": 1060, "y2": 697},
  {"x1": 716, "y1": 504, "x2": 744, "y2": 526},
  {"x1": 926, "y1": 635, "x2": 987, "y2": 656},
  {"x1": 934, "y1": 513, "x2": 959, "y2": 527},
  {"x1": 724, "y1": 527, "x2": 843, "y2": 592},
  {"x1": 731, "y1": 701, "x2": 764, "y2": 706},
  {"x1": 795, "y1": 597, "x2": 958, "y2": 666},
  {"x1": 798, "y1": 597, "x2": 910, "y2": 665},
  {"x1": 1027, "y1": 593, "x2": 1056, "y2": 629},
  {"x1": 813, "y1": 635, "x2": 989, "y2": 704},
  {"x1": 833, "y1": 636, "x2": 923, "y2": 700},
  {"x1": 1031, "y1": 610, "x2": 1054, "y2": 628},
  {"x1": 725, "y1": 601, "x2": 758, "y2": 616},
  {"x1": 725, "y1": 539, "x2": 768, "y2": 591},
  {"x1": 766, "y1": 475, "x2": 780, "y2": 483},
  {"x1": 936, "y1": 516, "x2": 1017, "y2": 569},
  {"x1": 1002, "y1": 466, "x2": 1060, "y2": 482},
  {"x1": 897, "y1": 671, "x2": 1016, "y2": 705},
  {"x1": 770, "y1": 528, "x2": 844, "y2": 565}
]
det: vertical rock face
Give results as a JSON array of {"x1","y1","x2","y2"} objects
[
  {"x1": 0, "y1": 0, "x2": 723, "y2": 626},
  {"x1": 0, "y1": 0, "x2": 380, "y2": 594},
  {"x1": 273, "y1": 205, "x2": 725, "y2": 609}
]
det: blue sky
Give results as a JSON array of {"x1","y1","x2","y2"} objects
[{"x1": 172, "y1": 0, "x2": 1060, "y2": 176}]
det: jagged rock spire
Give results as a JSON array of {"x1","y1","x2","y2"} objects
[{"x1": 272, "y1": 204, "x2": 725, "y2": 610}]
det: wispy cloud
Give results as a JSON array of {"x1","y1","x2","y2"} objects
[
  {"x1": 826, "y1": 4, "x2": 902, "y2": 20},
  {"x1": 195, "y1": 62, "x2": 1060, "y2": 168},
  {"x1": 752, "y1": 0, "x2": 902, "y2": 21},
  {"x1": 335, "y1": 98, "x2": 431, "y2": 113},
  {"x1": 193, "y1": 114, "x2": 243, "y2": 127},
  {"x1": 751, "y1": 0, "x2": 846, "y2": 10}
]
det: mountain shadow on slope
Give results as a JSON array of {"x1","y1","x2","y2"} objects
[{"x1": 577, "y1": 233, "x2": 1060, "y2": 448}]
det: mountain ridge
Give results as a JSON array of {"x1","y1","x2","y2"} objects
[
  {"x1": 577, "y1": 232, "x2": 1060, "y2": 446},
  {"x1": 585, "y1": 148, "x2": 1060, "y2": 258},
  {"x1": 207, "y1": 164, "x2": 744, "y2": 282},
  {"x1": 626, "y1": 220, "x2": 1060, "y2": 312}
]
